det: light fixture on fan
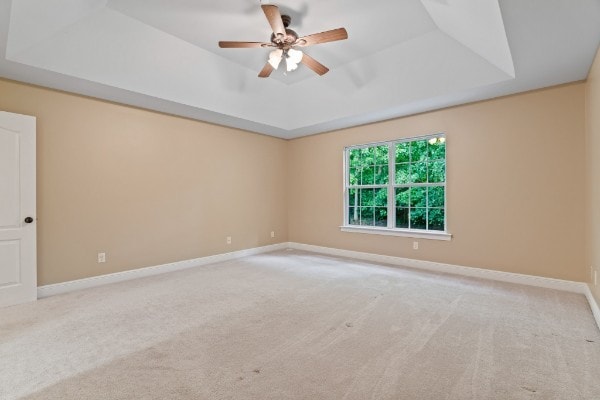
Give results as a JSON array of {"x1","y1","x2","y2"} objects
[{"x1": 268, "y1": 48, "x2": 303, "y2": 72}]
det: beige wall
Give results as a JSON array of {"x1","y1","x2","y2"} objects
[
  {"x1": 288, "y1": 83, "x2": 587, "y2": 281},
  {"x1": 0, "y1": 77, "x2": 591, "y2": 286},
  {"x1": 586, "y1": 47, "x2": 600, "y2": 302},
  {"x1": 0, "y1": 78, "x2": 288, "y2": 286}
]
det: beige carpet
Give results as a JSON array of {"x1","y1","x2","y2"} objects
[{"x1": 1, "y1": 249, "x2": 599, "y2": 399}]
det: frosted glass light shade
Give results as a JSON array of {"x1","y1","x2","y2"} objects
[
  {"x1": 285, "y1": 48, "x2": 303, "y2": 72},
  {"x1": 287, "y1": 48, "x2": 303, "y2": 64},
  {"x1": 268, "y1": 49, "x2": 283, "y2": 69}
]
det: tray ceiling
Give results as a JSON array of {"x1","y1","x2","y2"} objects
[{"x1": 0, "y1": 0, "x2": 599, "y2": 138}]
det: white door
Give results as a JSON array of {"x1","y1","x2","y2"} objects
[{"x1": 0, "y1": 111, "x2": 36, "y2": 308}]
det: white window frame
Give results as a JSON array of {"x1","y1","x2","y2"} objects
[{"x1": 341, "y1": 134, "x2": 452, "y2": 241}]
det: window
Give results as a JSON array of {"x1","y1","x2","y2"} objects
[{"x1": 343, "y1": 134, "x2": 450, "y2": 240}]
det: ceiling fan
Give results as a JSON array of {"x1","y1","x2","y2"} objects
[{"x1": 218, "y1": 4, "x2": 348, "y2": 78}]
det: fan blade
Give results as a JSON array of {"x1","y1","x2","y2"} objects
[
  {"x1": 219, "y1": 41, "x2": 272, "y2": 48},
  {"x1": 261, "y1": 5, "x2": 286, "y2": 38},
  {"x1": 296, "y1": 28, "x2": 348, "y2": 47},
  {"x1": 258, "y1": 62, "x2": 274, "y2": 78},
  {"x1": 301, "y1": 53, "x2": 329, "y2": 76}
]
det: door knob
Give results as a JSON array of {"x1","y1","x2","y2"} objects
[{"x1": 24, "y1": 217, "x2": 34, "y2": 224}]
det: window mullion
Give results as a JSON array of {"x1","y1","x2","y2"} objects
[{"x1": 388, "y1": 143, "x2": 394, "y2": 229}]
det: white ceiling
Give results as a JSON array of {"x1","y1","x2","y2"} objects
[{"x1": 0, "y1": 0, "x2": 599, "y2": 139}]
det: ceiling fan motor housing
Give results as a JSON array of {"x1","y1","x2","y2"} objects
[
  {"x1": 271, "y1": 28, "x2": 298, "y2": 47},
  {"x1": 268, "y1": 14, "x2": 297, "y2": 47}
]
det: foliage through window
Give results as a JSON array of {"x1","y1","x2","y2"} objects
[{"x1": 345, "y1": 134, "x2": 446, "y2": 232}]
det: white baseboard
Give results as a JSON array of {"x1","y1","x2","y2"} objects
[
  {"x1": 288, "y1": 242, "x2": 587, "y2": 293},
  {"x1": 287, "y1": 242, "x2": 600, "y2": 330},
  {"x1": 583, "y1": 285, "x2": 600, "y2": 331},
  {"x1": 37, "y1": 243, "x2": 289, "y2": 299}
]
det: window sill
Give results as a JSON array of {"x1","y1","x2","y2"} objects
[{"x1": 340, "y1": 225, "x2": 452, "y2": 241}]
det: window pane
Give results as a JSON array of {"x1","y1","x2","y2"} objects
[
  {"x1": 349, "y1": 167, "x2": 359, "y2": 185},
  {"x1": 375, "y1": 207, "x2": 387, "y2": 226},
  {"x1": 348, "y1": 207, "x2": 359, "y2": 225},
  {"x1": 361, "y1": 166, "x2": 374, "y2": 185},
  {"x1": 428, "y1": 186, "x2": 444, "y2": 208},
  {"x1": 360, "y1": 207, "x2": 374, "y2": 226},
  {"x1": 396, "y1": 142, "x2": 409, "y2": 163},
  {"x1": 395, "y1": 187, "x2": 409, "y2": 207},
  {"x1": 429, "y1": 139, "x2": 445, "y2": 160},
  {"x1": 374, "y1": 188, "x2": 387, "y2": 207},
  {"x1": 360, "y1": 189, "x2": 374, "y2": 206},
  {"x1": 360, "y1": 147, "x2": 375, "y2": 167},
  {"x1": 411, "y1": 162, "x2": 427, "y2": 183},
  {"x1": 428, "y1": 208, "x2": 445, "y2": 231},
  {"x1": 348, "y1": 188, "x2": 358, "y2": 206},
  {"x1": 396, "y1": 208, "x2": 409, "y2": 228},
  {"x1": 349, "y1": 149, "x2": 361, "y2": 168},
  {"x1": 410, "y1": 208, "x2": 427, "y2": 229},
  {"x1": 411, "y1": 140, "x2": 428, "y2": 162},
  {"x1": 395, "y1": 163, "x2": 410, "y2": 184},
  {"x1": 374, "y1": 165, "x2": 389, "y2": 184},
  {"x1": 375, "y1": 145, "x2": 388, "y2": 165},
  {"x1": 410, "y1": 187, "x2": 426, "y2": 207},
  {"x1": 428, "y1": 161, "x2": 446, "y2": 183}
]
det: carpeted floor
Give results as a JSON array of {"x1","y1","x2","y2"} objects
[{"x1": 1, "y1": 250, "x2": 599, "y2": 399}]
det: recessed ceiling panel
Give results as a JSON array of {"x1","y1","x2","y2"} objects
[
  {"x1": 106, "y1": 0, "x2": 440, "y2": 85},
  {"x1": 283, "y1": 30, "x2": 513, "y2": 129}
]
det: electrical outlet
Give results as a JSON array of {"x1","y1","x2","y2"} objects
[
  {"x1": 271, "y1": 231, "x2": 275, "y2": 238},
  {"x1": 226, "y1": 236, "x2": 232, "y2": 245},
  {"x1": 97, "y1": 252, "x2": 106, "y2": 263},
  {"x1": 413, "y1": 241, "x2": 418, "y2": 250}
]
